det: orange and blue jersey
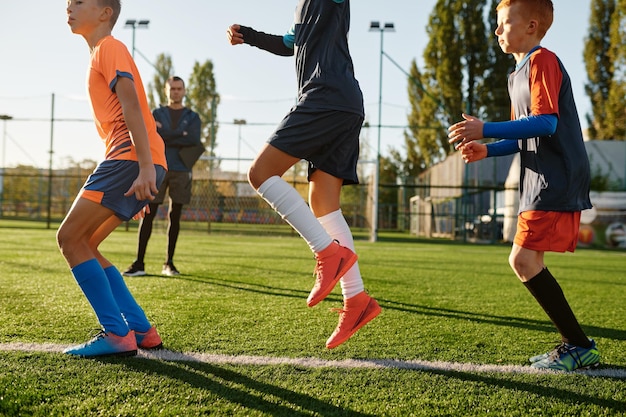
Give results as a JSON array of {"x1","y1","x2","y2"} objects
[
  {"x1": 484, "y1": 47, "x2": 591, "y2": 213},
  {"x1": 87, "y1": 35, "x2": 166, "y2": 169}
]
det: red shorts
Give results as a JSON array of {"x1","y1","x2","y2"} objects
[{"x1": 514, "y1": 211, "x2": 581, "y2": 253}]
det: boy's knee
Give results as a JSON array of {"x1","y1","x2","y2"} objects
[
  {"x1": 508, "y1": 251, "x2": 541, "y2": 282},
  {"x1": 56, "y1": 226, "x2": 73, "y2": 254},
  {"x1": 247, "y1": 165, "x2": 263, "y2": 190},
  {"x1": 55, "y1": 228, "x2": 63, "y2": 249},
  {"x1": 507, "y1": 252, "x2": 517, "y2": 270}
]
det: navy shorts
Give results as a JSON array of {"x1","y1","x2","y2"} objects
[
  {"x1": 268, "y1": 108, "x2": 363, "y2": 185},
  {"x1": 79, "y1": 160, "x2": 166, "y2": 221}
]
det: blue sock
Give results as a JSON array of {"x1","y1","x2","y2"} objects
[
  {"x1": 104, "y1": 266, "x2": 151, "y2": 333},
  {"x1": 71, "y1": 259, "x2": 129, "y2": 336}
]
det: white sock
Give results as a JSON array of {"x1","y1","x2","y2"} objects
[
  {"x1": 318, "y1": 209, "x2": 364, "y2": 299},
  {"x1": 257, "y1": 176, "x2": 332, "y2": 253}
]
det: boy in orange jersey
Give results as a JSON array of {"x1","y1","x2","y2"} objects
[
  {"x1": 59, "y1": 0, "x2": 167, "y2": 357},
  {"x1": 448, "y1": 0, "x2": 599, "y2": 371}
]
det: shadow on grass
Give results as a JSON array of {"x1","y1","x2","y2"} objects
[
  {"x1": 107, "y1": 357, "x2": 373, "y2": 417},
  {"x1": 374, "y1": 297, "x2": 626, "y2": 342},
  {"x1": 155, "y1": 273, "x2": 626, "y2": 342},
  {"x1": 433, "y1": 368, "x2": 626, "y2": 412},
  {"x1": 164, "y1": 273, "x2": 310, "y2": 301}
]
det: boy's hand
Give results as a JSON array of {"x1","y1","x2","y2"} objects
[
  {"x1": 227, "y1": 24, "x2": 244, "y2": 45},
  {"x1": 124, "y1": 165, "x2": 158, "y2": 201},
  {"x1": 448, "y1": 113, "x2": 485, "y2": 148},
  {"x1": 132, "y1": 204, "x2": 152, "y2": 220},
  {"x1": 458, "y1": 142, "x2": 488, "y2": 163}
]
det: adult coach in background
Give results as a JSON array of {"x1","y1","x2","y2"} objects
[
  {"x1": 124, "y1": 76, "x2": 202, "y2": 277},
  {"x1": 448, "y1": 0, "x2": 599, "y2": 371},
  {"x1": 227, "y1": 0, "x2": 381, "y2": 349}
]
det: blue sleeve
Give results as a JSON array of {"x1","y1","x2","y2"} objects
[
  {"x1": 483, "y1": 114, "x2": 558, "y2": 140},
  {"x1": 486, "y1": 140, "x2": 520, "y2": 157},
  {"x1": 283, "y1": 23, "x2": 295, "y2": 49}
]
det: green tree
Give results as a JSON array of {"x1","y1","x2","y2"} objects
[
  {"x1": 458, "y1": 0, "x2": 490, "y2": 116},
  {"x1": 584, "y1": 0, "x2": 626, "y2": 140},
  {"x1": 147, "y1": 53, "x2": 174, "y2": 109},
  {"x1": 404, "y1": 0, "x2": 493, "y2": 171},
  {"x1": 480, "y1": 0, "x2": 514, "y2": 124},
  {"x1": 606, "y1": 0, "x2": 626, "y2": 139},
  {"x1": 4, "y1": 165, "x2": 40, "y2": 217},
  {"x1": 391, "y1": 60, "x2": 429, "y2": 175},
  {"x1": 186, "y1": 60, "x2": 220, "y2": 164}
]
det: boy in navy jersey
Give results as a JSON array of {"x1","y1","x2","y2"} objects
[
  {"x1": 227, "y1": 0, "x2": 380, "y2": 349},
  {"x1": 448, "y1": 0, "x2": 599, "y2": 371}
]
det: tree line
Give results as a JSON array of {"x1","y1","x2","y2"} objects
[
  {"x1": 384, "y1": 0, "x2": 625, "y2": 186},
  {"x1": 141, "y1": 0, "x2": 623, "y2": 185}
]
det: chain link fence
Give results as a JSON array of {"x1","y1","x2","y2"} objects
[{"x1": 0, "y1": 161, "x2": 508, "y2": 244}]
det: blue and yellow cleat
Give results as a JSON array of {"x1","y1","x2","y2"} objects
[
  {"x1": 530, "y1": 339, "x2": 600, "y2": 371},
  {"x1": 63, "y1": 330, "x2": 138, "y2": 358}
]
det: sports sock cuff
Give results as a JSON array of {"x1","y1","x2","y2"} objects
[
  {"x1": 71, "y1": 258, "x2": 102, "y2": 285},
  {"x1": 257, "y1": 175, "x2": 281, "y2": 195},
  {"x1": 257, "y1": 174, "x2": 332, "y2": 252},
  {"x1": 317, "y1": 208, "x2": 343, "y2": 225},
  {"x1": 318, "y1": 209, "x2": 353, "y2": 249}
]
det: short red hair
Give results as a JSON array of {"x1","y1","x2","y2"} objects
[{"x1": 496, "y1": 0, "x2": 554, "y2": 38}]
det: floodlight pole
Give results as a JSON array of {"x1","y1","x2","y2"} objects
[
  {"x1": 0, "y1": 114, "x2": 12, "y2": 218},
  {"x1": 233, "y1": 119, "x2": 247, "y2": 175},
  {"x1": 124, "y1": 19, "x2": 150, "y2": 58},
  {"x1": 0, "y1": 114, "x2": 12, "y2": 170},
  {"x1": 369, "y1": 21, "x2": 395, "y2": 242},
  {"x1": 233, "y1": 119, "x2": 247, "y2": 225},
  {"x1": 47, "y1": 93, "x2": 55, "y2": 229}
]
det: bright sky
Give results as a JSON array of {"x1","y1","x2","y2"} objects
[{"x1": 0, "y1": 0, "x2": 592, "y2": 172}]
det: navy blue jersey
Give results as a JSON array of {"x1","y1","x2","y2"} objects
[
  {"x1": 509, "y1": 48, "x2": 592, "y2": 213},
  {"x1": 152, "y1": 106, "x2": 202, "y2": 172},
  {"x1": 286, "y1": 0, "x2": 364, "y2": 116}
]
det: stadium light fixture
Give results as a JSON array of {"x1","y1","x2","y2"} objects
[
  {"x1": 124, "y1": 19, "x2": 150, "y2": 58},
  {"x1": 368, "y1": 21, "x2": 395, "y2": 242}
]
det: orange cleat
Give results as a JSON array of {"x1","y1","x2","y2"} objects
[
  {"x1": 307, "y1": 241, "x2": 358, "y2": 307},
  {"x1": 135, "y1": 326, "x2": 163, "y2": 350},
  {"x1": 326, "y1": 291, "x2": 381, "y2": 349}
]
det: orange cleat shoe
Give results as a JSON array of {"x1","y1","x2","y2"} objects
[
  {"x1": 135, "y1": 326, "x2": 163, "y2": 350},
  {"x1": 307, "y1": 241, "x2": 358, "y2": 308},
  {"x1": 326, "y1": 291, "x2": 381, "y2": 349}
]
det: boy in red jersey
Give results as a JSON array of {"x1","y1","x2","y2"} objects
[
  {"x1": 448, "y1": 0, "x2": 599, "y2": 371},
  {"x1": 60, "y1": 0, "x2": 167, "y2": 357}
]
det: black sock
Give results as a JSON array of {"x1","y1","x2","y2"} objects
[{"x1": 523, "y1": 268, "x2": 591, "y2": 348}]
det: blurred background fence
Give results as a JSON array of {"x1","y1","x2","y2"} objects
[{"x1": 0, "y1": 160, "x2": 509, "y2": 244}]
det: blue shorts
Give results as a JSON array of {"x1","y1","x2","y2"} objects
[
  {"x1": 79, "y1": 160, "x2": 166, "y2": 221},
  {"x1": 268, "y1": 108, "x2": 363, "y2": 185}
]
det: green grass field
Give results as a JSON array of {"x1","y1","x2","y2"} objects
[{"x1": 1, "y1": 220, "x2": 625, "y2": 416}]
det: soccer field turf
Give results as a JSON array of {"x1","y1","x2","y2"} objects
[{"x1": 1, "y1": 220, "x2": 624, "y2": 416}]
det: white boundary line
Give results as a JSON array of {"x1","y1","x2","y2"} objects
[{"x1": 2, "y1": 342, "x2": 625, "y2": 379}]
